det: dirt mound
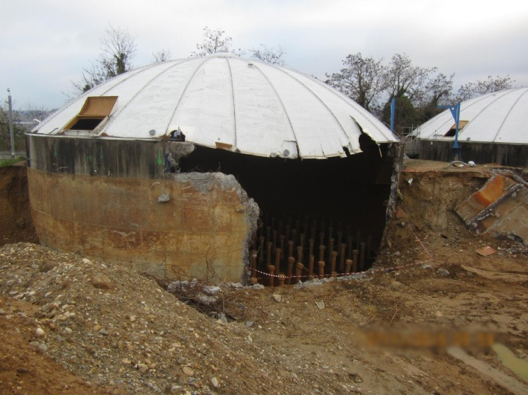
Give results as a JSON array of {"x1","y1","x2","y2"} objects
[
  {"x1": 0, "y1": 243, "x2": 289, "y2": 394},
  {"x1": 2, "y1": 237, "x2": 527, "y2": 395}
]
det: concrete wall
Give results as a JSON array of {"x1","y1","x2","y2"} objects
[
  {"x1": 406, "y1": 140, "x2": 528, "y2": 167},
  {"x1": 27, "y1": 135, "x2": 258, "y2": 282}
]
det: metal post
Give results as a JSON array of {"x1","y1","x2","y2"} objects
[
  {"x1": 438, "y1": 102, "x2": 461, "y2": 161},
  {"x1": 452, "y1": 102, "x2": 461, "y2": 160},
  {"x1": 390, "y1": 97, "x2": 396, "y2": 132},
  {"x1": 7, "y1": 89, "x2": 15, "y2": 158}
]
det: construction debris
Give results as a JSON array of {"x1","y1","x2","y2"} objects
[{"x1": 456, "y1": 173, "x2": 528, "y2": 244}]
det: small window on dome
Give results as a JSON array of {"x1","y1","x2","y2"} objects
[
  {"x1": 444, "y1": 120, "x2": 468, "y2": 137},
  {"x1": 64, "y1": 96, "x2": 118, "y2": 131}
]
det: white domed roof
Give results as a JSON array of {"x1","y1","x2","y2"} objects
[
  {"x1": 34, "y1": 53, "x2": 398, "y2": 159},
  {"x1": 411, "y1": 88, "x2": 528, "y2": 144}
]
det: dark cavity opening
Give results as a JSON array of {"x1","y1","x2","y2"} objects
[
  {"x1": 180, "y1": 135, "x2": 394, "y2": 283},
  {"x1": 68, "y1": 118, "x2": 104, "y2": 130},
  {"x1": 444, "y1": 120, "x2": 468, "y2": 137}
]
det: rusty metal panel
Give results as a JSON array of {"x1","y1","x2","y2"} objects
[
  {"x1": 477, "y1": 188, "x2": 528, "y2": 242},
  {"x1": 78, "y1": 96, "x2": 118, "y2": 117},
  {"x1": 456, "y1": 174, "x2": 528, "y2": 243},
  {"x1": 456, "y1": 175, "x2": 518, "y2": 225}
]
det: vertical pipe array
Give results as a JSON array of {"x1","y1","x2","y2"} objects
[
  {"x1": 250, "y1": 214, "x2": 376, "y2": 285},
  {"x1": 269, "y1": 265, "x2": 275, "y2": 288}
]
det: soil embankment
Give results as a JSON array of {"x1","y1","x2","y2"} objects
[{"x1": 0, "y1": 164, "x2": 38, "y2": 246}]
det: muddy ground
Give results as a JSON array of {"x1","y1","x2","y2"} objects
[{"x1": 0, "y1": 160, "x2": 527, "y2": 395}]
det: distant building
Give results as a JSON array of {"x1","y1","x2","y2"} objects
[{"x1": 407, "y1": 88, "x2": 528, "y2": 167}]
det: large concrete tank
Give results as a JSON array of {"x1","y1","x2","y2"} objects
[{"x1": 27, "y1": 53, "x2": 399, "y2": 283}]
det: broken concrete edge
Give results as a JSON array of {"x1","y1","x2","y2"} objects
[
  {"x1": 379, "y1": 142, "x2": 405, "y2": 251},
  {"x1": 168, "y1": 170, "x2": 260, "y2": 285},
  {"x1": 167, "y1": 141, "x2": 195, "y2": 162},
  {"x1": 163, "y1": 142, "x2": 257, "y2": 282},
  {"x1": 165, "y1": 141, "x2": 260, "y2": 284},
  {"x1": 223, "y1": 174, "x2": 260, "y2": 285}
]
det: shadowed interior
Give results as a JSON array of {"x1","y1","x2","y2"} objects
[{"x1": 180, "y1": 135, "x2": 396, "y2": 277}]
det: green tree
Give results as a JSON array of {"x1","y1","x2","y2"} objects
[
  {"x1": 383, "y1": 53, "x2": 435, "y2": 105},
  {"x1": 381, "y1": 95, "x2": 419, "y2": 136},
  {"x1": 0, "y1": 105, "x2": 27, "y2": 152}
]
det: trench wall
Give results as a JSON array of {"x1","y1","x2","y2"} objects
[
  {"x1": 0, "y1": 165, "x2": 38, "y2": 246},
  {"x1": 27, "y1": 136, "x2": 258, "y2": 282}
]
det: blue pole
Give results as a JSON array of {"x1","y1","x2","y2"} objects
[
  {"x1": 438, "y1": 102, "x2": 461, "y2": 160},
  {"x1": 450, "y1": 102, "x2": 461, "y2": 160}
]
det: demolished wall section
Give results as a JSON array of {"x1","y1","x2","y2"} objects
[{"x1": 26, "y1": 136, "x2": 259, "y2": 282}]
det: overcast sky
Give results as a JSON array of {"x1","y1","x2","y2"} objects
[{"x1": 3, "y1": 0, "x2": 528, "y2": 110}]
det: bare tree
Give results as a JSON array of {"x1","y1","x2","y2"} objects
[
  {"x1": 71, "y1": 64, "x2": 106, "y2": 95},
  {"x1": 71, "y1": 25, "x2": 137, "y2": 95},
  {"x1": 326, "y1": 53, "x2": 386, "y2": 112},
  {"x1": 153, "y1": 49, "x2": 172, "y2": 63},
  {"x1": 456, "y1": 75, "x2": 514, "y2": 101},
  {"x1": 23, "y1": 101, "x2": 51, "y2": 123},
  {"x1": 191, "y1": 26, "x2": 242, "y2": 57},
  {"x1": 0, "y1": 104, "x2": 9, "y2": 150},
  {"x1": 423, "y1": 73, "x2": 455, "y2": 107},
  {"x1": 99, "y1": 25, "x2": 136, "y2": 77},
  {"x1": 384, "y1": 53, "x2": 436, "y2": 105},
  {"x1": 375, "y1": 53, "x2": 454, "y2": 132},
  {"x1": 408, "y1": 73, "x2": 455, "y2": 126},
  {"x1": 249, "y1": 44, "x2": 286, "y2": 65}
]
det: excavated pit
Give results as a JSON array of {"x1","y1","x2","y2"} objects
[{"x1": 179, "y1": 136, "x2": 397, "y2": 283}]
